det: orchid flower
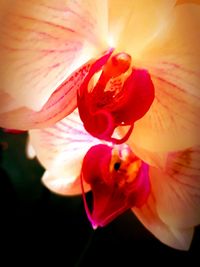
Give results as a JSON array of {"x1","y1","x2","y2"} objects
[{"x1": 0, "y1": 0, "x2": 200, "y2": 251}]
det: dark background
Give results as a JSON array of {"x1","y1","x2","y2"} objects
[{"x1": 0, "y1": 130, "x2": 199, "y2": 266}]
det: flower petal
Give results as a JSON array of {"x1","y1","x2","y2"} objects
[
  {"x1": 128, "y1": 4, "x2": 200, "y2": 151},
  {"x1": 109, "y1": 0, "x2": 176, "y2": 55},
  {"x1": 149, "y1": 146, "x2": 200, "y2": 229},
  {"x1": 130, "y1": 143, "x2": 168, "y2": 169},
  {"x1": 0, "y1": 60, "x2": 93, "y2": 129},
  {"x1": 0, "y1": 0, "x2": 108, "y2": 111},
  {"x1": 0, "y1": 91, "x2": 22, "y2": 114},
  {"x1": 26, "y1": 137, "x2": 36, "y2": 159},
  {"x1": 42, "y1": 169, "x2": 90, "y2": 196},
  {"x1": 29, "y1": 109, "x2": 98, "y2": 195},
  {"x1": 133, "y1": 194, "x2": 194, "y2": 250}
]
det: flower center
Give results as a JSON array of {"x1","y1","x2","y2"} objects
[
  {"x1": 77, "y1": 49, "x2": 155, "y2": 144},
  {"x1": 99, "y1": 52, "x2": 132, "y2": 85}
]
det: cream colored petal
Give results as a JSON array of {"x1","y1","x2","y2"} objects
[
  {"x1": 42, "y1": 166, "x2": 90, "y2": 196},
  {"x1": 150, "y1": 146, "x2": 200, "y2": 229},
  {"x1": 29, "y1": 109, "x2": 98, "y2": 195},
  {"x1": 0, "y1": 60, "x2": 93, "y2": 129},
  {"x1": 128, "y1": 4, "x2": 200, "y2": 152},
  {"x1": 109, "y1": 0, "x2": 176, "y2": 56},
  {"x1": 26, "y1": 137, "x2": 36, "y2": 159},
  {"x1": 130, "y1": 143, "x2": 167, "y2": 169},
  {"x1": 133, "y1": 194, "x2": 194, "y2": 251},
  {"x1": 0, "y1": 0, "x2": 108, "y2": 111}
]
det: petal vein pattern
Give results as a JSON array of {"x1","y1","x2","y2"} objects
[
  {"x1": 0, "y1": 61, "x2": 93, "y2": 129},
  {"x1": 29, "y1": 109, "x2": 99, "y2": 195},
  {"x1": 150, "y1": 146, "x2": 200, "y2": 229},
  {"x1": 133, "y1": 145, "x2": 200, "y2": 250},
  {"x1": 0, "y1": 0, "x2": 108, "y2": 111}
]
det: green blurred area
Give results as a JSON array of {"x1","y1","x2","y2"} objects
[{"x1": 0, "y1": 130, "x2": 44, "y2": 202}]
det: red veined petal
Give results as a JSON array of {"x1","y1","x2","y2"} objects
[
  {"x1": 0, "y1": 0, "x2": 108, "y2": 111},
  {"x1": 133, "y1": 145, "x2": 200, "y2": 250},
  {"x1": 29, "y1": 109, "x2": 98, "y2": 195},
  {"x1": 132, "y1": 194, "x2": 194, "y2": 250},
  {"x1": 0, "y1": 60, "x2": 94, "y2": 130},
  {"x1": 150, "y1": 146, "x2": 200, "y2": 229},
  {"x1": 81, "y1": 144, "x2": 150, "y2": 229}
]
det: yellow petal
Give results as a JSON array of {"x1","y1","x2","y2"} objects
[
  {"x1": 29, "y1": 109, "x2": 98, "y2": 195},
  {"x1": 128, "y1": 4, "x2": 200, "y2": 151},
  {"x1": 109, "y1": 0, "x2": 176, "y2": 56},
  {"x1": 0, "y1": 0, "x2": 108, "y2": 111},
  {"x1": 150, "y1": 146, "x2": 200, "y2": 229},
  {"x1": 133, "y1": 194, "x2": 194, "y2": 250}
]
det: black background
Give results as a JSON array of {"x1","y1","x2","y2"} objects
[{"x1": 0, "y1": 130, "x2": 199, "y2": 266}]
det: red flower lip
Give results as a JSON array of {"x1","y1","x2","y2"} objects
[
  {"x1": 81, "y1": 144, "x2": 150, "y2": 229},
  {"x1": 77, "y1": 49, "x2": 155, "y2": 144}
]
